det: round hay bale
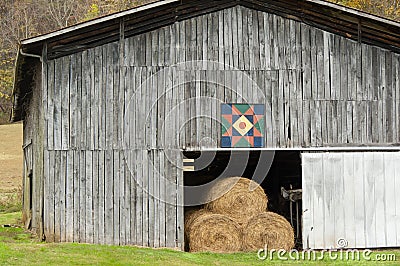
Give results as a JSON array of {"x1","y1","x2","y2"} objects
[
  {"x1": 243, "y1": 212, "x2": 294, "y2": 251},
  {"x1": 186, "y1": 212, "x2": 242, "y2": 253},
  {"x1": 184, "y1": 209, "x2": 211, "y2": 238},
  {"x1": 205, "y1": 177, "x2": 268, "y2": 225}
]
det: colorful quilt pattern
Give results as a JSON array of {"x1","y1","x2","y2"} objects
[{"x1": 221, "y1": 104, "x2": 265, "y2": 148}]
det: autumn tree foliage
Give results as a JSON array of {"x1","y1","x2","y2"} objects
[{"x1": 330, "y1": 0, "x2": 400, "y2": 21}]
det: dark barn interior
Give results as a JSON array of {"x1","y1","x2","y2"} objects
[{"x1": 183, "y1": 151, "x2": 303, "y2": 248}]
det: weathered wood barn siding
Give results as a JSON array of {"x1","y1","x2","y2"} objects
[
  {"x1": 34, "y1": 5, "x2": 400, "y2": 246},
  {"x1": 21, "y1": 61, "x2": 45, "y2": 235}
]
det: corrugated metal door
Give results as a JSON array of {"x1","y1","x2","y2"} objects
[{"x1": 302, "y1": 152, "x2": 400, "y2": 249}]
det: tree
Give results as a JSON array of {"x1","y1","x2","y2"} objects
[{"x1": 331, "y1": 0, "x2": 400, "y2": 21}]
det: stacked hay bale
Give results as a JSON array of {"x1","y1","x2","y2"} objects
[{"x1": 185, "y1": 177, "x2": 294, "y2": 252}]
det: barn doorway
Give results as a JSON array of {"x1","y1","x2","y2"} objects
[{"x1": 183, "y1": 150, "x2": 303, "y2": 249}]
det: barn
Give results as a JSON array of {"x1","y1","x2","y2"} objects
[{"x1": 12, "y1": 0, "x2": 400, "y2": 250}]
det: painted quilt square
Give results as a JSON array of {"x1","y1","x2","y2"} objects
[{"x1": 221, "y1": 103, "x2": 265, "y2": 148}]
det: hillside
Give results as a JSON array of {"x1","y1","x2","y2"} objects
[{"x1": 0, "y1": 123, "x2": 22, "y2": 192}]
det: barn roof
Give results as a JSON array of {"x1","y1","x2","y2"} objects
[{"x1": 11, "y1": 0, "x2": 400, "y2": 122}]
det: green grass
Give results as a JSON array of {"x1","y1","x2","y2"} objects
[
  {"x1": 0, "y1": 212, "x2": 398, "y2": 265},
  {"x1": 0, "y1": 189, "x2": 22, "y2": 213}
]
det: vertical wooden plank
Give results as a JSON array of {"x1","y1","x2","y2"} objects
[
  {"x1": 84, "y1": 50, "x2": 93, "y2": 150},
  {"x1": 141, "y1": 151, "x2": 148, "y2": 246},
  {"x1": 159, "y1": 151, "x2": 166, "y2": 247},
  {"x1": 119, "y1": 151, "x2": 126, "y2": 245},
  {"x1": 346, "y1": 101, "x2": 353, "y2": 143},
  {"x1": 124, "y1": 151, "x2": 132, "y2": 245},
  {"x1": 310, "y1": 28, "x2": 318, "y2": 99},
  {"x1": 195, "y1": 16, "x2": 203, "y2": 68},
  {"x1": 97, "y1": 150, "x2": 105, "y2": 244},
  {"x1": 276, "y1": 17, "x2": 285, "y2": 70},
  {"x1": 232, "y1": 7, "x2": 239, "y2": 69},
  {"x1": 73, "y1": 151, "x2": 80, "y2": 242},
  {"x1": 349, "y1": 42, "x2": 358, "y2": 100},
  {"x1": 54, "y1": 151, "x2": 61, "y2": 242},
  {"x1": 104, "y1": 150, "x2": 113, "y2": 245},
  {"x1": 227, "y1": 9, "x2": 235, "y2": 68},
  {"x1": 257, "y1": 11, "x2": 265, "y2": 70},
  {"x1": 371, "y1": 100, "x2": 379, "y2": 143},
  {"x1": 323, "y1": 32, "x2": 331, "y2": 99},
  {"x1": 316, "y1": 30, "x2": 325, "y2": 100},
  {"x1": 221, "y1": 9, "x2": 228, "y2": 67},
  {"x1": 135, "y1": 149, "x2": 143, "y2": 246},
  {"x1": 99, "y1": 46, "x2": 106, "y2": 150},
  {"x1": 112, "y1": 43, "x2": 120, "y2": 149},
  {"x1": 127, "y1": 151, "x2": 135, "y2": 245},
  {"x1": 210, "y1": 70, "x2": 218, "y2": 148},
  {"x1": 113, "y1": 150, "x2": 120, "y2": 245},
  {"x1": 92, "y1": 152, "x2": 99, "y2": 243},
  {"x1": 271, "y1": 71, "x2": 279, "y2": 147},
  {"x1": 301, "y1": 25, "x2": 312, "y2": 100},
  {"x1": 53, "y1": 59, "x2": 62, "y2": 150},
  {"x1": 303, "y1": 100, "x2": 311, "y2": 147},
  {"x1": 366, "y1": 101, "x2": 373, "y2": 144},
  {"x1": 339, "y1": 38, "x2": 348, "y2": 100},
  {"x1": 211, "y1": 12, "x2": 219, "y2": 66},
  {"x1": 154, "y1": 151, "x2": 160, "y2": 248},
  {"x1": 106, "y1": 44, "x2": 114, "y2": 149},
  {"x1": 79, "y1": 52, "x2": 88, "y2": 149},
  {"x1": 79, "y1": 151, "x2": 86, "y2": 242},
  {"x1": 69, "y1": 55, "x2": 77, "y2": 149},
  {"x1": 356, "y1": 42, "x2": 363, "y2": 101},
  {"x1": 248, "y1": 9, "x2": 256, "y2": 70},
  {"x1": 321, "y1": 101, "x2": 329, "y2": 144},
  {"x1": 331, "y1": 101, "x2": 338, "y2": 144},
  {"x1": 59, "y1": 151, "x2": 66, "y2": 242},
  {"x1": 89, "y1": 49, "x2": 97, "y2": 150},
  {"x1": 282, "y1": 70, "x2": 290, "y2": 146},
  {"x1": 47, "y1": 60, "x2": 55, "y2": 150},
  {"x1": 65, "y1": 151, "x2": 73, "y2": 242},
  {"x1": 237, "y1": 6, "x2": 244, "y2": 70},
  {"x1": 330, "y1": 36, "x2": 339, "y2": 100},
  {"x1": 263, "y1": 13, "x2": 271, "y2": 70},
  {"x1": 242, "y1": 7, "x2": 250, "y2": 70},
  {"x1": 46, "y1": 151, "x2": 55, "y2": 241},
  {"x1": 165, "y1": 151, "x2": 176, "y2": 248},
  {"x1": 316, "y1": 101, "x2": 323, "y2": 146},
  {"x1": 85, "y1": 151, "x2": 93, "y2": 243},
  {"x1": 176, "y1": 150, "x2": 184, "y2": 250},
  {"x1": 43, "y1": 149, "x2": 50, "y2": 239},
  {"x1": 278, "y1": 71, "x2": 285, "y2": 146},
  {"x1": 148, "y1": 150, "x2": 155, "y2": 247}
]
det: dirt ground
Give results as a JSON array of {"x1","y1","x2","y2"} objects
[{"x1": 0, "y1": 123, "x2": 23, "y2": 193}]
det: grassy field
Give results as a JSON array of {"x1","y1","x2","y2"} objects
[
  {"x1": 0, "y1": 123, "x2": 23, "y2": 214},
  {"x1": 0, "y1": 212, "x2": 398, "y2": 266}
]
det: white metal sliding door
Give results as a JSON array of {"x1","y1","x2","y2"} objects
[{"x1": 302, "y1": 152, "x2": 400, "y2": 249}]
